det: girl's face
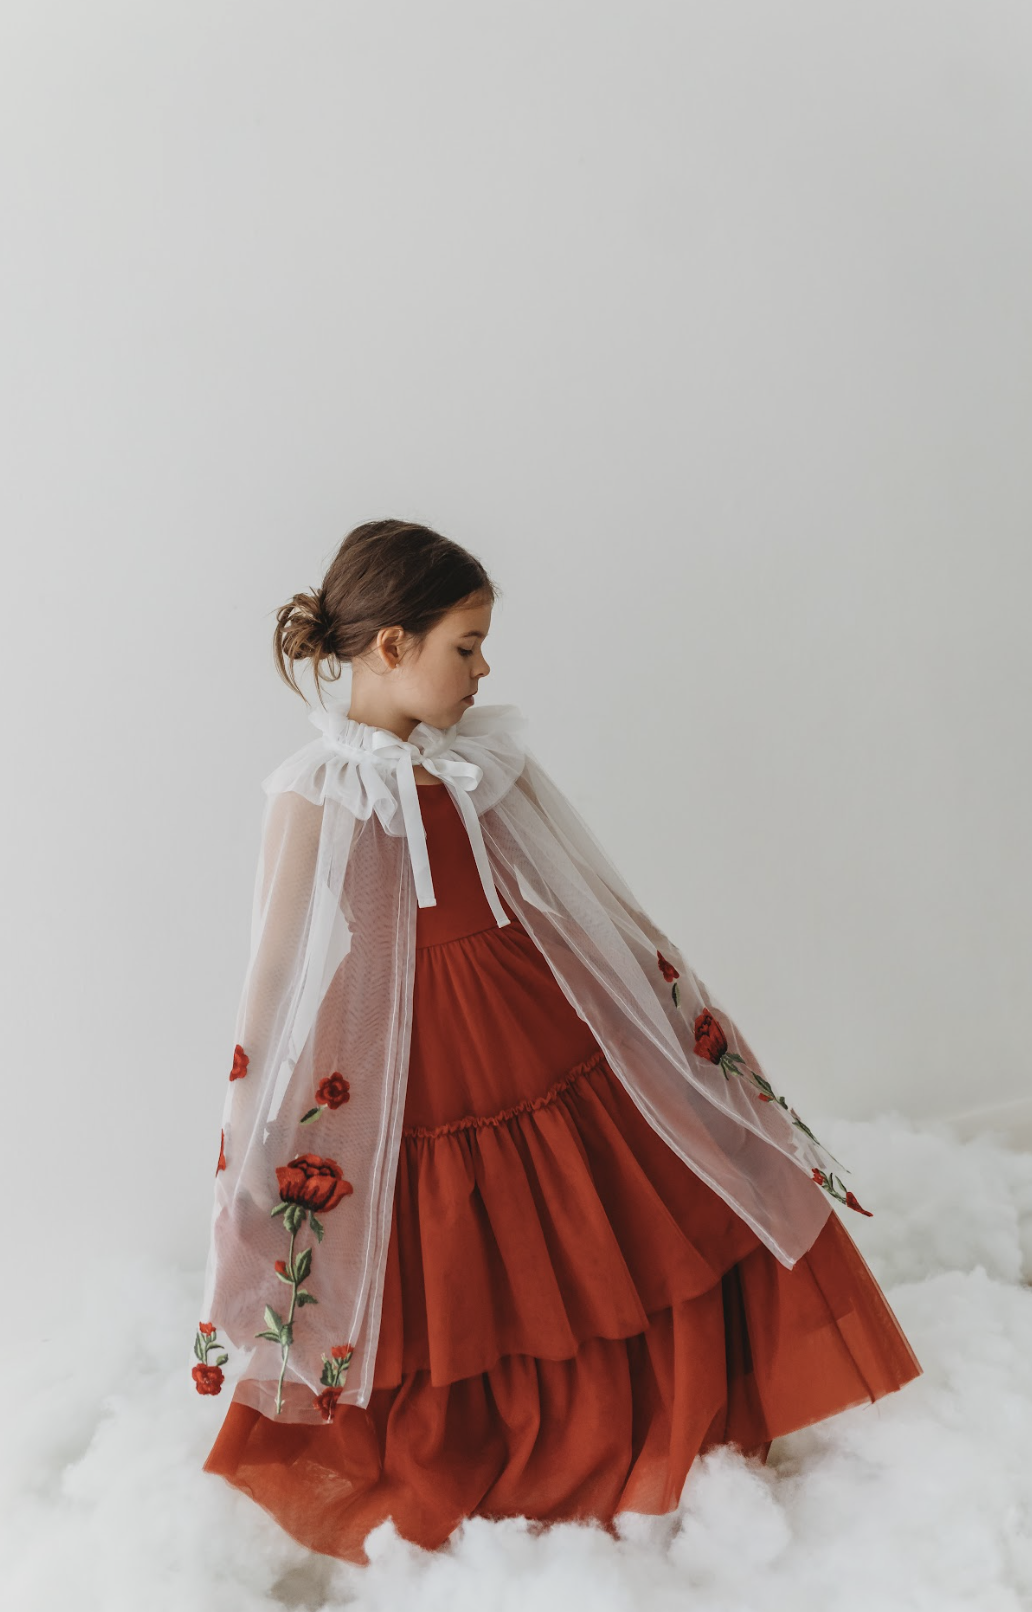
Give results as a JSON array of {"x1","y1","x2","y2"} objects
[{"x1": 380, "y1": 594, "x2": 493, "y2": 733}]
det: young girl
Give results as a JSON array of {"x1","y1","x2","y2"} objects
[{"x1": 195, "y1": 518, "x2": 922, "y2": 1563}]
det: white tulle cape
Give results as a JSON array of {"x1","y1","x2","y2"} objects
[{"x1": 198, "y1": 701, "x2": 853, "y2": 1423}]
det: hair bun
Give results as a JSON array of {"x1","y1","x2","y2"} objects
[
  {"x1": 311, "y1": 588, "x2": 338, "y2": 657},
  {"x1": 273, "y1": 587, "x2": 339, "y2": 670}
]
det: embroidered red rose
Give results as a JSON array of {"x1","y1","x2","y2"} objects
[
  {"x1": 198, "y1": 1321, "x2": 216, "y2": 1337},
  {"x1": 276, "y1": 1154, "x2": 353, "y2": 1214},
  {"x1": 192, "y1": 1362, "x2": 225, "y2": 1395},
  {"x1": 315, "y1": 1073, "x2": 351, "y2": 1109},
  {"x1": 229, "y1": 1044, "x2": 249, "y2": 1081},
  {"x1": 216, "y1": 1130, "x2": 227, "y2": 1173},
  {"x1": 313, "y1": 1387, "x2": 341, "y2": 1421},
  {"x1": 657, "y1": 949, "x2": 680, "y2": 983},
  {"x1": 693, "y1": 1009, "x2": 729, "y2": 1063}
]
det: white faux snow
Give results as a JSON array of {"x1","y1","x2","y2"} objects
[{"x1": 4, "y1": 1110, "x2": 1032, "y2": 1612}]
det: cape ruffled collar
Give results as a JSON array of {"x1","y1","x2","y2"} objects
[{"x1": 306, "y1": 705, "x2": 457, "y2": 761}]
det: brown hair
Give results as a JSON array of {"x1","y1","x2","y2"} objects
[{"x1": 273, "y1": 518, "x2": 500, "y2": 705}]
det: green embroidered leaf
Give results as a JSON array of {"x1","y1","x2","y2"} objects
[
  {"x1": 264, "y1": 1304, "x2": 284, "y2": 1335},
  {"x1": 283, "y1": 1203, "x2": 305, "y2": 1236},
  {"x1": 270, "y1": 1202, "x2": 288, "y2": 1218},
  {"x1": 672, "y1": 981, "x2": 680, "y2": 1008},
  {"x1": 294, "y1": 1247, "x2": 313, "y2": 1284},
  {"x1": 255, "y1": 1329, "x2": 281, "y2": 1343},
  {"x1": 296, "y1": 1290, "x2": 318, "y2": 1307},
  {"x1": 214, "y1": 1353, "x2": 229, "y2": 1367},
  {"x1": 320, "y1": 1360, "x2": 335, "y2": 1386},
  {"x1": 300, "y1": 1106, "x2": 323, "y2": 1125},
  {"x1": 193, "y1": 1337, "x2": 205, "y2": 1363},
  {"x1": 309, "y1": 1214, "x2": 325, "y2": 1243}
]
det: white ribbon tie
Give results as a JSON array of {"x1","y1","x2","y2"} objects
[{"x1": 329, "y1": 723, "x2": 510, "y2": 928}]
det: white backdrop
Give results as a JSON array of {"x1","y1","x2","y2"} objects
[{"x1": 1, "y1": 1, "x2": 1028, "y2": 1292}]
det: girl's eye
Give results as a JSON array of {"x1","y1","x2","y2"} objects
[{"x1": 458, "y1": 648, "x2": 474, "y2": 657}]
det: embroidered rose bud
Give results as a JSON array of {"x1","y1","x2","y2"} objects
[
  {"x1": 229, "y1": 1044, "x2": 249, "y2": 1081},
  {"x1": 656, "y1": 950, "x2": 680, "y2": 983},
  {"x1": 754, "y1": 1091, "x2": 774, "y2": 1102},
  {"x1": 192, "y1": 1362, "x2": 224, "y2": 1396},
  {"x1": 316, "y1": 1073, "x2": 350, "y2": 1109},
  {"x1": 844, "y1": 1190, "x2": 873, "y2": 1217},
  {"x1": 301, "y1": 1071, "x2": 353, "y2": 1124},
  {"x1": 276, "y1": 1154, "x2": 353, "y2": 1214},
  {"x1": 198, "y1": 1322, "x2": 216, "y2": 1337},
  {"x1": 331, "y1": 1343, "x2": 354, "y2": 1360},
  {"x1": 313, "y1": 1387, "x2": 341, "y2": 1421},
  {"x1": 693, "y1": 1010, "x2": 729, "y2": 1063},
  {"x1": 216, "y1": 1130, "x2": 227, "y2": 1173},
  {"x1": 812, "y1": 1168, "x2": 826, "y2": 1185},
  {"x1": 274, "y1": 1260, "x2": 288, "y2": 1276}
]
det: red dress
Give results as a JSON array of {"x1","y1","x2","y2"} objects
[{"x1": 204, "y1": 781, "x2": 923, "y2": 1561}]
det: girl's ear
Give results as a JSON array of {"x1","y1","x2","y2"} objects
[{"x1": 374, "y1": 627, "x2": 404, "y2": 671}]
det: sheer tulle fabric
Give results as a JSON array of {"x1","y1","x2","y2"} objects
[
  {"x1": 204, "y1": 703, "x2": 874, "y2": 1418},
  {"x1": 204, "y1": 784, "x2": 923, "y2": 1561}
]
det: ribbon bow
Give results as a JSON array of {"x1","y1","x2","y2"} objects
[{"x1": 308, "y1": 707, "x2": 510, "y2": 928}]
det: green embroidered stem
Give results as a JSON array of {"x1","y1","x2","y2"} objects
[
  {"x1": 257, "y1": 1204, "x2": 321, "y2": 1414},
  {"x1": 274, "y1": 1224, "x2": 299, "y2": 1416}
]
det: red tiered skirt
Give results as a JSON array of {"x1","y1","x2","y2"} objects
[{"x1": 204, "y1": 782, "x2": 922, "y2": 1561}]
